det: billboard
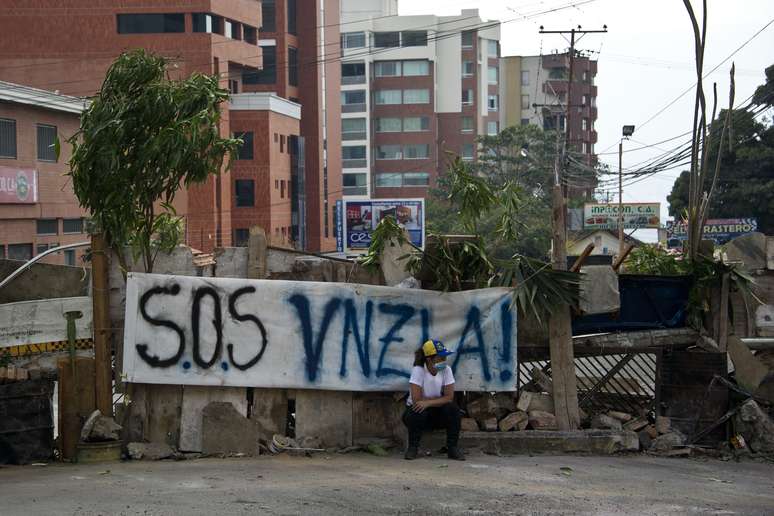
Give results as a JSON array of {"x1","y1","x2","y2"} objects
[
  {"x1": 584, "y1": 203, "x2": 660, "y2": 230},
  {"x1": 337, "y1": 199, "x2": 425, "y2": 252},
  {"x1": 0, "y1": 166, "x2": 37, "y2": 204},
  {"x1": 666, "y1": 218, "x2": 758, "y2": 247}
]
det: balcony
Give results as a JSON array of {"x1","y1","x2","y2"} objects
[
  {"x1": 342, "y1": 103, "x2": 366, "y2": 113},
  {"x1": 342, "y1": 75, "x2": 366, "y2": 85}
]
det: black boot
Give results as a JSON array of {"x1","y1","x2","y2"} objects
[
  {"x1": 447, "y1": 446, "x2": 465, "y2": 461},
  {"x1": 404, "y1": 446, "x2": 419, "y2": 460}
]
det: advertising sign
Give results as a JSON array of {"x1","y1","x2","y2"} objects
[
  {"x1": 123, "y1": 273, "x2": 517, "y2": 391},
  {"x1": 335, "y1": 200, "x2": 344, "y2": 253},
  {"x1": 584, "y1": 203, "x2": 660, "y2": 230},
  {"x1": 666, "y1": 218, "x2": 758, "y2": 247},
  {"x1": 0, "y1": 166, "x2": 38, "y2": 204},
  {"x1": 342, "y1": 199, "x2": 424, "y2": 251}
]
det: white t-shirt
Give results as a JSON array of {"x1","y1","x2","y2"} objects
[{"x1": 406, "y1": 365, "x2": 455, "y2": 406}]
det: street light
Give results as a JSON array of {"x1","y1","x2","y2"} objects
[{"x1": 619, "y1": 124, "x2": 635, "y2": 257}]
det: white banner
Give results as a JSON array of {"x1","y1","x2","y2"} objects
[
  {"x1": 0, "y1": 297, "x2": 92, "y2": 348},
  {"x1": 123, "y1": 273, "x2": 517, "y2": 391}
]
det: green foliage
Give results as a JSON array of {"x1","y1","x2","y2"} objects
[
  {"x1": 0, "y1": 350, "x2": 11, "y2": 368},
  {"x1": 65, "y1": 49, "x2": 241, "y2": 272},
  {"x1": 357, "y1": 216, "x2": 419, "y2": 272},
  {"x1": 421, "y1": 236, "x2": 494, "y2": 292},
  {"x1": 624, "y1": 245, "x2": 687, "y2": 275}
]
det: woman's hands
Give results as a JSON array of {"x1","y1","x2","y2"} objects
[{"x1": 411, "y1": 400, "x2": 432, "y2": 413}]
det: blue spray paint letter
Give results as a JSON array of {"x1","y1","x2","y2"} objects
[
  {"x1": 375, "y1": 303, "x2": 414, "y2": 378},
  {"x1": 499, "y1": 301, "x2": 513, "y2": 382},
  {"x1": 339, "y1": 299, "x2": 373, "y2": 378},
  {"x1": 452, "y1": 306, "x2": 491, "y2": 381},
  {"x1": 288, "y1": 294, "x2": 342, "y2": 382}
]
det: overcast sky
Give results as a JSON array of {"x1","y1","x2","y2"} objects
[{"x1": 399, "y1": 0, "x2": 774, "y2": 241}]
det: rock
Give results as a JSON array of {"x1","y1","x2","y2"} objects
[
  {"x1": 482, "y1": 418, "x2": 498, "y2": 432},
  {"x1": 645, "y1": 425, "x2": 658, "y2": 440},
  {"x1": 461, "y1": 418, "x2": 479, "y2": 432},
  {"x1": 201, "y1": 402, "x2": 260, "y2": 456},
  {"x1": 492, "y1": 393, "x2": 517, "y2": 418},
  {"x1": 531, "y1": 368, "x2": 554, "y2": 393},
  {"x1": 465, "y1": 396, "x2": 496, "y2": 421},
  {"x1": 79, "y1": 410, "x2": 102, "y2": 442},
  {"x1": 127, "y1": 442, "x2": 174, "y2": 460},
  {"x1": 650, "y1": 431, "x2": 686, "y2": 453},
  {"x1": 528, "y1": 411, "x2": 558, "y2": 431},
  {"x1": 88, "y1": 415, "x2": 122, "y2": 442},
  {"x1": 655, "y1": 416, "x2": 671, "y2": 435},
  {"x1": 728, "y1": 336, "x2": 769, "y2": 393},
  {"x1": 638, "y1": 429, "x2": 653, "y2": 450},
  {"x1": 607, "y1": 411, "x2": 632, "y2": 423},
  {"x1": 623, "y1": 417, "x2": 649, "y2": 432},
  {"x1": 516, "y1": 391, "x2": 532, "y2": 412},
  {"x1": 499, "y1": 411, "x2": 529, "y2": 432},
  {"x1": 736, "y1": 399, "x2": 774, "y2": 453},
  {"x1": 590, "y1": 414, "x2": 623, "y2": 431},
  {"x1": 527, "y1": 393, "x2": 555, "y2": 413}
]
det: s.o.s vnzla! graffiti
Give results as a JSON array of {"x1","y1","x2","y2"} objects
[{"x1": 122, "y1": 273, "x2": 518, "y2": 391}]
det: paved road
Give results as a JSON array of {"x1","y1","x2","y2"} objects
[{"x1": 0, "y1": 452, "x2": 772, "y2": 515}]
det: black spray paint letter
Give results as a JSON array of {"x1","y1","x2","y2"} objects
[{"x1": 136, "y1": 284, "x2": 185, "y2": 368}]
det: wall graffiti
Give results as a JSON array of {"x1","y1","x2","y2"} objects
[{"x1": 123, "y1": 273, "x2": 518, "y2": 391}]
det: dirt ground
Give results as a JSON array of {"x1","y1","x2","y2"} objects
[{"x1": 0, "y1": 451, "x2": 772, "y2": 515}]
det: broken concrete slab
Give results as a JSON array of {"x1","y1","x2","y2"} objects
[
  {"x1": 650, "y1": 431, "x2": 686, "y2": 453},
  {"x1": 380, "y1": 233, "x2": 414, "y2": 286},
  {"x1": 295, "y1": 390, "x2": 353, "y2": 448},
  {"x1": 461, "y1": 418, "x2": 479, "y2": 432},
  {"x1": 607, "y1": 411, "x2": 632, "y2": 423},
  {"x1": 590, "y1": 414, "x2": 623, "y2": 431},
  {"x1": 531, "y1": 368, "x2": 554, "y2": 393},
  {"x1": 623, "y1": 418, "x2": 649, "y2": 432},
  {"x1": 728, "y1": 336, "x2": 769, "y2": 392},
  {"x1": 527, "y1": 393, "x2": 555, "y2": 413},
  {"x1": 579, "y1": 265, "x2": 620, "y2": 315},
  {"x1": 201, "y1": 402, "x2": 260, "y2": 456},
  {"x1": 425, "y1": 430, "x2": 639, "y2": 455},
  {"x1": 736, "y1": 399, "x2": 774, "y2": 453},
  {"x1": 482, "y1": 418, "x2": 498, "y2": 432},
  {"x1": 178, "y1": 386, "x2": 249, "y2": 453},
  {"x1": 516, "y1": 391, "x2": 532, "y2": 412},
  {"x1": 725, "y1": 232, "x2": 767, "y2": 270},
  {"x1": 499, "y1": 411, "x2": 528, "y2": 432},
  {"x1": 655, "y1": 416, "x2": 671, "y2": 435},
  {"x1": 127, "y1": 442, "x2": 174, "y2": 461},
  {"x1": 528, "y1": 411, "x2": 558, "y2": 431}
]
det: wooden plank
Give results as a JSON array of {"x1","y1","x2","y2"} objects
[
  {"x1": 549, "y1": 309, "x2": 580, "y2": 430},
  {"x1": 612, "y1": 244, "x2": 634, "y2": 271},
  {"x1": 91, "y1": 233, "x2": 112, "y2": 416},
  {"x1": 718, "y1": 273, "x2": 730, "y2": 352},
  {"x1": 570, "y1": 243, "x2": 595, "y2": 273},
  {"x1": 58, "y1": 357, "x2": 96, "y2": 461}
]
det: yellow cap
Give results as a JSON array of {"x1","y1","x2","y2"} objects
[{"x1": 422, "y1": 340, "x2": 437, "y2": 357}]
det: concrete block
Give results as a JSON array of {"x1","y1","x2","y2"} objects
[
  {"x1": 179, "y1": 386, "x2": 248, "y2": 452},
  {"x1": 516, "y1": 391, "x2": 532, "y2": 412},
  {"x1": 527, "y1": 393, "x2": 555, "y2": 413},
  {"x1": 127, "y1": 442, "x2": 174, "y2": 460},
  {"x1": 430, "y1": 430, "x2": 640, "y2": 455},
  {"x1": 251, "y1": 388, "x2": 289, "y2": 439},
  {"x1": 461, "y1": 418, "x2": 479, "y2": 432},
  {"x1": 650, "y1": 431, "x2": 686, "y2": 453},
  {"x1": 213, "y1": 247, "x2": 248, "y2": 278},
  {"x1": 466, "y1": 395, "x2": 496, "y2": 421},
  {"x1": 728, "y1": 336, "x2": 769, "y2": 392},
  {"x1": 608, "y1": 411, "x2": 632, "y2": 423},
  {"x1": 579, "y1": 265, "x2": 620, "y2": 314},
  {"x1": 201, "y1": 402, "x2": 260, "y2": 456},
  {"x1": 499, "y1": 411, "x2": 528, "y2": 432},
  {"x1": 353, "y1": 393, "x2": 402, "y2": 441},
  {"x1": 725, "y1": 232, "x2": 767, "y2": 270},
  {"x1": 590, "y1": 414, "x2": 623, "y2": 431},
  {"x1": 380, "y1": 234, "x2": 414, "y2": 286},
  {"x1": 736, "y1": 399, "x2": 774, "y2": 453},
  {"x1": 528, "y1": 411, "x2": 558, "y2": 431},
  {"x1": 295, "y1": 390, "x2": 353, "y2": 448},
  {"x1": 482, "y1": 417, "x2": 498, "y2": 432},
  {"x1": 655, "y1": 416, "x2": 671, "y2": 435}
]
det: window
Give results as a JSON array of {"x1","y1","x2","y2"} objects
[
  {"x1": 488, "y1": 66, "x2": 498, "y2": 84},
  {"x1": 402, "y1": 30, "x2": 427, "y2": 47},
  {"x1": 64, "y1": 249, "x2": 76, "y2": 266},
  {"x1": 342, "y1": 145, "x2": 366, "y2": 161},
  {"x1": 0, "y1": 118, "x2": 16, "y2": 158},
  {"x1": 582, "y1": 94, "x2": 588, "y2": 106},
  {"x1": 462, "y1": 61, "x2": 474, "y2": 77},
  {"x1": 261, "y1": 0, "x2": 276, "y2": 32},
  {"x1": 288, "y1": 46, "x2": 298, "y2": 86},
  {"x1": 591, "y1": 96, "x2": 597, "y2": 108},
  {"x1": 287, "y1": 0, "x2": 297, "y2": 35},
  {"x1": 375, "y1": 117, "x2": 401, "y2": 133},
  {"x1": 404, "y1": 144, "x2": 429, "y2": 159},
  {"x1": 229, "y1": 79, "x2": 239, "y2": 94},
  {"x1": 342, "y1": 118, "x2": 367, "y2": 139},
  {"x1": 461, "y1": 30, "x2": 474, "y2": 48},
  {"x1": 521, "y1": 70, "x2": 529, "y2": 86},
  {"x1": 375, "y1": 145, "x2": 402, "y2": 160},
  {"x1": 403, "y1": 89, "x2": 429, "y2": 104},
  {"x1": 583, "y1": 142, "x2": 590, "y2": 154},
  {"x1": 375, "y1": 173, "x2": 402, "y2": 187},
  {"x1": 280, "y1": 180, "x2": 285, "y2": 198},
  {"x1": 280, "y1": 135, "x2": 285, "y2": 153},
  {"x1": 117, "y1": 13, "x2": 184, "y2": 33},
  {"x1": 487, "y1": 40, "x2": 498, "y2": 57},
  {"x1": 37, "y1": 124, "x2": 57, "y2": 161},
  {"x1": 402, "y1": 60, "x2": 429, "y2": 76},
  {"x1": 373, "y1": 31, "x2": 400, "y2": 48},
  {"x1": 243, "y1": 25, "x2": 257, "y2": 44},
  {"x1": 341, "y1": 90, "x2": 366, "y2": 105},
  {"x1": 192, "y1": 13, "x2": 223, "y2": 34},
  {"x1": 487, "y1": 121, "x2": 498, "y2": 136},
  {"x1": 487, "y1": 95, "x2": 498, "y2": 111},
  {"x1": 63, "y1": 218, "x2": 84, "y2": 234},
  {"x1": 462, "y1": 144, "x2": 475, "y2": 160},
  {"x1": 235, "y1": 132, "x2": 254, "y2": 160},
  {"x1": 374, "y1": 89, "x2": 401, "y2": 105},
  {"x1": 235, "y1": 179, "x2": 255, "y2": 207},
  {"x1": 342, "y1": 61, "x2": 365, "y2": 83},
  {"x1": 462, "y1": 89, "x2": 474, "y2": 105},
  {"x1": 403, "y1": 116, "x2": 429, "y2": 132},
  {"x1": 342, "y1": 31, "x2": 366, "y2": 49},
  {"x1": 343, "y1": 173, "x2": 367, "y2": 195},
  {"x1": 224, "y1": 19, "x2": 235, "y2": 38},
  {"x1": 234, "y1": 228, "x2": 250, "y2": 247},
  {"x1": 37, "y1": 219, "x2": 58, "y2": 235},
  {"x1": 521, "y1": 94, "x2": 530, "y2": 109},
  {"x1": 36, "y1": 243, "x2": 50, "y2": 256},
  {"x1": 403, "y1": 172, "x2": 430, "y2": 186},
  {"x1": 374, "y1": 61, "x2": 401, "y2": 77},
  {"x1": 521, "y1": 118, "x2": 530, "y2": 126},
  {"x1": 549, "y1": 67, "x2": 568, "y2": 79},
  {"x1": 244, "y1": 46, "x2": 276, "y2": 84},
  {"x1": 461, "y1": 116, "x2": 473, "y2": 132},
  {"x1": 582, "y1": 118, "x2": 589, "y2": 131},
  {"x1": 7, "y1": 243, "x2": 32, "y2": 261}
]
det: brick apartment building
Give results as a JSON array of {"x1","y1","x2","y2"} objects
[
  {"x1": 0, "y1": 82, "x2": 89, "y2": 266},
  {"x1": 338, "y1": 0, "x2": 501, "y2": 199},
  {"x1": 0, "y1": 0, "x2": 341, "y2": 252},
  {"x1": 502, "y1": 52, "x2": 599, "y2": 195}
]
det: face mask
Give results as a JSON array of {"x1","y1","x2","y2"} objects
[{"x1": 434, "y1": 362, "x2": 447, "y2": 371}]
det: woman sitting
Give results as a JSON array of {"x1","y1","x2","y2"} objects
[{"x1": 402, "y1": 339, "x2": 464, "y2": 461}]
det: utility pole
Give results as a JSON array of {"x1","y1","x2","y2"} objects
[
  {"x1": 619, "y1": 140, "x2": 624, "y2": 257},
  {"x1": 539, "y1": 24, "x2": 607, "y2": 431}
]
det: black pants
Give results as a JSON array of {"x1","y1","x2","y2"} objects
[{"x1": 402, "y1": 402, "x2": 461, "y2": 449}]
